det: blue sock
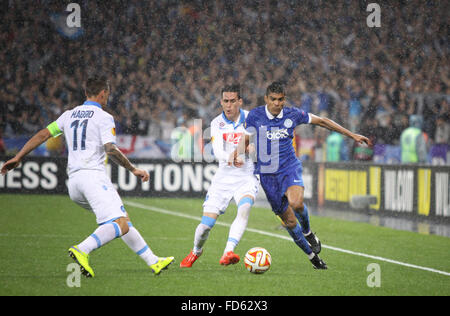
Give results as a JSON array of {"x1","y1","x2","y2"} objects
[
  {"x1": 294, "y1": 203, "x2": 311, "y2": 235},
  {"x1": 286, "y1": 223, "x2": 313, "y2": 256}
]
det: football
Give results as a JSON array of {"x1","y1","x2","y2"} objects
[{"x1": 244, "y1": 247, "x2": 271, "y2": 274}]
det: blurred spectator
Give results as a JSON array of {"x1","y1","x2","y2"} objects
[
  {"x1": 46, "y1": 135, "x2": 65, "y2": 157},
  {"x1": 375, "y1": 112, "x2": 394, "y2": 145},
  {"x1": 400, "y1": 115, "x2": 427, "y2": 163},
  {"x1": 326, "y1": 131, "x2": 349, "y2": 162},
  {"x1": 0, "y1": 129, "x2": 5, "y2": 155},
  {"x1": 353, "y1": 115, "x2": 377, "y2": 161},
  {"x1": 170, "y1": 116, "x2": 194, "y2": 161},
  {"x1": 434, "y1": 115, "x2": 450, "y2": 144}
]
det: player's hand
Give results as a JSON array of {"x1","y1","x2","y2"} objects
[
  {"x1": 234, "y1": 156, "x2": 244, "y2": 167},
  {"x1": 246, "y1": 143, "x2": 255, "y2": 155},
  {"x1": 132, "y1": 168, "x2": 150, "y2": 182},
  {"x1": 352, "y1": 134, "x2": 372, "y2": 146},
  {"x1": 228, "y1": 150, "x2": 244, "y2": 167},
  {"x1": 228, "y1": 150, "x2": 238, "y2": 166},
  {"x1": 1, "y1": 157, "x2": 21, "y2": 175}
]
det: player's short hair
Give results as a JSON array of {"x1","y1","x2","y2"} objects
[
  {"x1": 85, "y1": 76, "x2": 110, "y2": 97},
  {"x1": 221, "y1": 84, "x2": 241, "y2": 99},
  {"x1": 265, "y1": 81, "x2": 286, "y2": 96}
]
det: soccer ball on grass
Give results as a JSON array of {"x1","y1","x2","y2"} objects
[{"x1": 244, "y1": 247, "x2": 271, "y2": 274}]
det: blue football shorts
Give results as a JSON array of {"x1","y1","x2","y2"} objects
[{"x1": 259, "y1": 164, "x2": 304, "y2": 216}]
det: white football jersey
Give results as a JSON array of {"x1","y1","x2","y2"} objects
[
  {"x1": 210, "y1": 109, "x2": 254, "y2": 177},
  {"x1": 54, "y1": 101, "x2": 116, "y2": 176}
]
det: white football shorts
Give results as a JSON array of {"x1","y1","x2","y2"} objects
[
  {"x1": 67, "y1": 169, "x2": 126, "y2": 224},
  {"x1": 203, "y1": 172, "x2": 259, "y2": 215}
]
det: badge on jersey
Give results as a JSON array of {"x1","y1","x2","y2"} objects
[
  {"x1": 284, "y1": 119, "x2": 293, "y2": 128},
  {"x1": 111, "y1": 127, "x2": 116, "y2": 136}
]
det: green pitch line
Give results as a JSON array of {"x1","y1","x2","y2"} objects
[{"x1": 124, "y1": 200, "x2": 450, "y2": 277}]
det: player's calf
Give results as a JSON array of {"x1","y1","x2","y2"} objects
[{"x1": 304, "y1": 231, "x2": 321, "y2": 255}]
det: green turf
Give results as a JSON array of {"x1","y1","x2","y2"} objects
[{"x1": 0, "y1": 194, "x2": 449, "y2": 296}]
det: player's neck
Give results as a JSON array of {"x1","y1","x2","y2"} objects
[{"x1": 86, "y1": 97, "x2": 103, "y2": 107}]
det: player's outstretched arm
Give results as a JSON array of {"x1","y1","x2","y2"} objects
[
  {"x1": 1, "y1": 128, "x2": 52, "y2": 175},
  {"x1": 104, "y1": 142, "x2": 149, "y2": 182},
  {"x1": 309, "y1": 114, "x2": 371, "y2": 146}
]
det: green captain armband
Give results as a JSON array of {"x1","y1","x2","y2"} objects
[{"x1": 47, "y1": 121, "x2": 62, "y2": 137}]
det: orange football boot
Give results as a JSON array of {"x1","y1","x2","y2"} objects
[
  {"x1": 219, "y1": 251, "x2": 240, "y2": 265},
  {"x1": 180, "y1": 250, "x2": 202, "y2": 268}
]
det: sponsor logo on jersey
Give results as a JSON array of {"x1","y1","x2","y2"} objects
[
  {"x1": 223, "y1": 132, "x2": 243, "y2": 144},
  {"x1": 266, "y1": 128, "x2": 289, "y2": 140}
]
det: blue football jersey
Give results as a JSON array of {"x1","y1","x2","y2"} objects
[{"x1": 245, "y1": 105, "x2": 311, "y2": 174}]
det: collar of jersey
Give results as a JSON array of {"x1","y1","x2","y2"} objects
[
  {"x1": 265, "y1": 105, "x2": 283, "y2": 120},
  {"x1": 222, "y1": 109, "x2": 245, "y2": 129},
  {"x1": 83, "y1": 100, "x2": 102, "y2": 108}
]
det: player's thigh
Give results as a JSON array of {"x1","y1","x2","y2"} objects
[
  {"x1": 203, "y1": 177, "x2": 234, "y2": 216},
  {"x1": 68, "y1": 175, "x2": 92, "y2": 211},
  {"x1": 260, "y1": 173, "x2": 287, "y2": 215},
  {"x1": 77, "y1": 171, "x2": 126, "y2": 224}
]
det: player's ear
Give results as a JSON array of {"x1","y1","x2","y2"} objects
[{"x1": 99, "y1": 89, "x2": 109, "y2": 101}]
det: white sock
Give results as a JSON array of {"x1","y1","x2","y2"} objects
[
  {"x1": 77, "y1": 222, "x2": 122, "y2": 254},
  {"x1": 224, "y1": 199, "x2": 252, "y2": 253},
  {"x1": 193, "y1": 223, "x2": 211, "y2": 255},
  {"x1": 121, "y1": 225, "x2": 159, "y2": 266}
]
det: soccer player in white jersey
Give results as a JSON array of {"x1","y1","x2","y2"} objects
[
  {"x1": 180, "y1": 84, "x2": 259, "y2": 268},
  {"x1": 1, "y1": 76, "x2": 174, "y2": 277}
]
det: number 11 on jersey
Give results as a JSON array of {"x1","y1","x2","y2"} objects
[{"x1": 71, "y1": 119, "x2": 88, "y2": 151}]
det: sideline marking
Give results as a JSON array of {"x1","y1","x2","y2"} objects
[{"x1": 124, "y1": 200, "x2": 450, "y2": 277}]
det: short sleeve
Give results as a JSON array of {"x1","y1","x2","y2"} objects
[
  {"x1": 99, "y1": 114, "x2": 117, "y2": 145},
  {"x1": 50, "y1": 110, "x2": 70, "y2": 136},
  {"x1": 244, "y1": 110, "x2": 258, "y2": 135},
  {"x1": 210, "y1": 120, "x2": 228, "y2": 162},
  {"x1": 293, "y1": 108, "x2": 311, "y2": 125},
  {"x1": 47, "y1": 122, "x2": 62, "y2": 138}
]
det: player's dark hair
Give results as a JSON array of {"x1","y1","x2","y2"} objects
[
  {"x1": 265, "y1": 81, "x2": 286, "y2": 96},
  {"x1": 85, "y1": 76, "x2": 110, "y2": 97},
  {"x1": 221, "y1": 84, "x2": 241, "y2": 99}
]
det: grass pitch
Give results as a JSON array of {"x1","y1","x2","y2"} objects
[{"x1": 0, "y1": 194, "x2": 449, "y2": 296}]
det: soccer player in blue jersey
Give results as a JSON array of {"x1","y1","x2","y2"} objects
[{"x1": 230, "y1": 81, "x2": 370, "y2": 269}]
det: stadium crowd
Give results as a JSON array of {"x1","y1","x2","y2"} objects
[{"x1": 0, "y1": 0, "x2": 448, "y2": 161}]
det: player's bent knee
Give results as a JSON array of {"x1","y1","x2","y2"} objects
[
  {"x1": 115, "y1": 217, "x2": 129, "y2": 235},
  {"x1": 201, "y1": 215, "x2": 217, "y2": 229},
  {"x1": 290, "y1": 200, "x2": 305, "y2": 213}
]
